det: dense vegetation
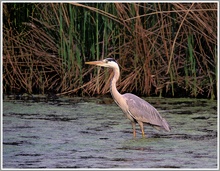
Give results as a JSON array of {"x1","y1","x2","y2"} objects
[{"x1": 3, "y1": 3, "x2": 217, "y2": 99}]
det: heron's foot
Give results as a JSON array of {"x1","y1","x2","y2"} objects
[
  {"x1": 133, "y1": 131, "x2": 136, "y2": 138},
  {"x1": 142, "y1": 134, "x2": 147, "y2": 138},
  {"x1": 141, "y1": 130, "x2": 147, "y2": 138}
]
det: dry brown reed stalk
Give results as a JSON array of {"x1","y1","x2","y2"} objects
[
  {"x1": 3, "y1": 27, "x2": 31, "y2": 93},
  {"x1": 3, "y1": 3, "x2": 217, "y2": 99},
  {"x1": 110, "y1": 3, "x2": 217, "y2": 98},
  {"x1": 3, "y1": 3, "x2": 87, "y2": 95}
]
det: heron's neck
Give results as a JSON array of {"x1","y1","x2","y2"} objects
[{"x1": 110, "y1": 67, "x2": 122, "y2": 105}]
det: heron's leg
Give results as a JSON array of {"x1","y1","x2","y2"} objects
[
  {"x1": 131, "y1": 122, "x2": 136, "y2": 138},
  {"x1": 138, "y1": 121, "x2": 146, "y2": 138}
]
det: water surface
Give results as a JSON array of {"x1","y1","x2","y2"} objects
[{"x1": 3, "y1": 97, "x2": 217, "y2": 168}]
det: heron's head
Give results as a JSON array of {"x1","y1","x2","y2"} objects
[{"x1": 85, "y1": 58, "x2": 119, "y2": 69}]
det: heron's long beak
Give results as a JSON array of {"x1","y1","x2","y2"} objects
[{"x1": 85, "y1": 61, "x2": 106, "y2": 66}]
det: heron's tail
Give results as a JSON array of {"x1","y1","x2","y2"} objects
[{"x1": 162, "y1": 118, "x2": 171, "y2": 132}]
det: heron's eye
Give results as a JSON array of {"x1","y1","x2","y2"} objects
[{"x1": 103, "y1": 59, "x2": 108, "y2": 63}]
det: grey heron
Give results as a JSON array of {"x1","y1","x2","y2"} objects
[{"x1": 85, "y1": 58, "x2": 170, "y2": 138}]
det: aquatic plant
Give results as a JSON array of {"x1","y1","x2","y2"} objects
[{"x1": 3, "y1": 3, "x2": 217, "y2": 99}]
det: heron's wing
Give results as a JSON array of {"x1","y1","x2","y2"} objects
[{"x1": 123, "y1": 93, "x2": 170, "y2": 131}]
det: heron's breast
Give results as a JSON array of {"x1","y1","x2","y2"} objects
[{"x1": 113, "y1": 98, "x2": 135, "y2": 122}]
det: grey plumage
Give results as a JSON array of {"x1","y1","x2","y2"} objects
[
  {"x1": 123, "y1": 93, "x2": 170, "y2": 132},
  {"x1": 85, "y1": 58, "x2": 171, "y2": 137}
]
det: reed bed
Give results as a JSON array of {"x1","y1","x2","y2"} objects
[{"x1": 3, "y1": 3, "x2": 217, "y2": 99}]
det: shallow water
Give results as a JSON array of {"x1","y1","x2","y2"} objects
[{"x1": 3, "y1": 97, "x2": 217, "y2": 168}]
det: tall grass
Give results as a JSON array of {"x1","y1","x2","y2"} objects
[{"x1": 3, "y1": 3, "x2": 217, "y2": 99}]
